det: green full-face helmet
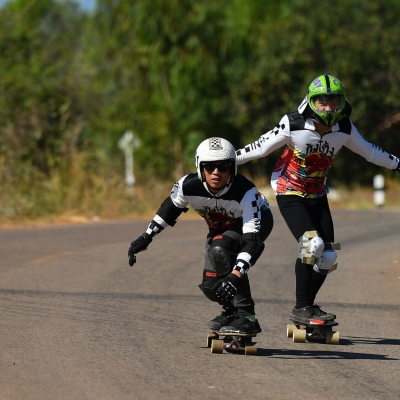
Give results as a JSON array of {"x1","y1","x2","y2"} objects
[{"x1": 307, "y1": 74, "x2": 347, "y2": 126}]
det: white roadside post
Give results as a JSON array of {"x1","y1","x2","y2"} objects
[
  {"x1": 373, "y1": 174, "x2": 385, "y2": 208},
  {"x1": 118, "y1": 130, "x2": 141, "y2": 190}
]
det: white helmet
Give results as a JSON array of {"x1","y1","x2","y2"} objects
[{"x1": 195, "y1": 137, "x2": 236, "y2": 182}]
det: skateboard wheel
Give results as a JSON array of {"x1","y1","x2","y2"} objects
[
  {"x1": 293, "y1": 328, "x2": 307, "y2": 343},
  {"x1": 326, "y1": 331, "x2": 340, "y2": 345},
  {"x1": 287, "y1": 324, "x2": 296, "y2": 338},
  {"x1": 211, "y1": 339, "x2": 224, "y2": 354},
  {"x1": 207, "y1": 333, "x2": 218, "y2": 348},
  {"x1": 245, "y1": 342, "x2": 258, "y2": 356}
]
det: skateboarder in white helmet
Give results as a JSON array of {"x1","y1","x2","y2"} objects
[
  {"x1": 128, "y1": 137, "x2": 274, "y2": 334},
  {"x1": 236, "y1": 74, "x2": 400, "y2": 324}
]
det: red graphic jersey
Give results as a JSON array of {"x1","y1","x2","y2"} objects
[{"x1": 236, "y1": 111, "x2": 398, "y2": 198}]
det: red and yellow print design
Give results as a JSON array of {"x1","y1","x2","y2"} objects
[
  {"x1": 195, "y1": 209, "x2": 241, "y2": 230},
  {"x1": 274, "y1": 145, "x2": 333, "y2": 197}
]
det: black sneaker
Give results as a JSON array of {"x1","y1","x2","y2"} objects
[
  {"x1": 289, "y1": 306, "x2": 315, "y2": 324},
  {"x1": 207, "y1": 307, "x2": 237, "y2": 331},
  {"x1": 219, "y1": 316, "x2": 262, "y2": 334},
  {"x1": 311, "y1": 304, "x2": 336, "y2": 321}
]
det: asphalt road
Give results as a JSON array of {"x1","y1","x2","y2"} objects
[{"x1": 0, "y1": 206, "x2": 399, "y2": 400}]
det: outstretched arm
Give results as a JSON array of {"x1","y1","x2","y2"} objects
[
  {"x1": 236, "y1": 115, "x2": 290, "y2": 165},
  {"x1": 127, "y1": 196, "x2": 188, "y2": 266},
  {"x1": 392, "y1": 162, "x2": 400, "y2": 172},
  {"x1": 345, "y1": 125, "x2": 399, "y2": 170}
]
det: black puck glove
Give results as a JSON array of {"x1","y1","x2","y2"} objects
[
  {"x1": 128, "y1": 234, "x2": 152, "y2": 266},
  {"x1": 213, "y1": 273, "x2": 241, "y2": 301}
]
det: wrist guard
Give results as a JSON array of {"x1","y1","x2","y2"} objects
[{"x1": 145, "y1": 220, "x2": 165, "y2": 238}]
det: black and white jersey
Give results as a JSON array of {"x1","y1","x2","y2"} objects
[
  {"x1": 154, "y1": 173, "x2": 269, "y2": 234},
  {"x1": 236, "y1": 111, "x2": 399, "y2": 198}
]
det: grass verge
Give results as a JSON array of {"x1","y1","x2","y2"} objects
[{"x1": 1, "y1": 169, "x2": 400, "y2": 229}]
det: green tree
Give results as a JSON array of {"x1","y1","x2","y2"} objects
[
  {"x1": 2, "y1": 0, "x2": 400, "y2": 221},
  {"x1": 232, "y1": 0, "x2": 400, "y2": 186},
  {"x1": 91, "y1": 0, "x2": 286, "y2": 181},
  {"x1": 0, "y1": 0, "x2": 89, "y2": 175}
]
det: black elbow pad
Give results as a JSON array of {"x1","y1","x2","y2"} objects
[{"x1": 156, "y1": 197, "x2": 188, "y2": 226}]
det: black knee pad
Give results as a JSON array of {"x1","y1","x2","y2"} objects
[
  {"x1": 207, "y1": 231, "x2": 241, "y2": 276},
  {"x1": 198, "y1": 269, "x2": 220, "y2": 302}
]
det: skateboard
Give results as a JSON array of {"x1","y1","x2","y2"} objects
[
  {"x1": 207, "y1": 331, "x2": 258, "y2": 355},
  {"x1": 287, "y1": 319, "x2": 340, "y2": 345}
]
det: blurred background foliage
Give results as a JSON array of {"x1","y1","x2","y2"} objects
[{"x1": 1, "y1": 0, "x2": 400, "y2": 221}]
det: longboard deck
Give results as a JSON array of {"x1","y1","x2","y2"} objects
[
  {"x1": 290, "y1": 319, "x2": 338, "y2": 328},
  {"x1": 213, "y1": 331, "x2": 257, "y2": 337}
]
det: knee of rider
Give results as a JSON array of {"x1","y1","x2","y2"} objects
[
  {"x1": 298, "y1": 230, "x2": 325, "y2": 264},
  {"x1": 313, "y1": 249, "x2": 338, "y2": 275},
  {"x1": 207, "y1": 232, "x2": 240, "y2": 275},
  {"x1": 318, "y1": 249, "x2": 337, "y2": 268},
  {"x1": 199, "y1": 269, "x2": 220, "y2": 301},
  {"x1": 199, "y1": 269, "x2": 218, "y2": 289}
]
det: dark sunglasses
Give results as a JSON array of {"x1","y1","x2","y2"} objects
[{"x1": 201, "y1": 161, "x2": 231, "y2": 173}]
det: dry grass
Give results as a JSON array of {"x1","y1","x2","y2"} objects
[
  {"x1": 253, "y1": 176, "x2": 400, "y2": 210},
  {"x1": 1, "y1": 166, "x2": 400, "y2": 229},
  {"x1": 328, "y1": 180, "x2": 400, "y2": 210}
]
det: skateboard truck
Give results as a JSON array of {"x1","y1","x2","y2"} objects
[
  {"x1": 207, "y1": 331, "x2": 258, "y2": 355},
  {"x1": 287, "y1": 319, "x2": 340, "y2": 345}
]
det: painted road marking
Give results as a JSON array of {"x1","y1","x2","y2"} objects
[{"x1": 31, "y1": 251, "x2": 73, "y2": 264}]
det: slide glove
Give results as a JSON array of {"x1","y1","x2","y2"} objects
[
  {"x1": 213, "y1": 273, "x2": 241, "y2": 301},
  {"x1": 128, "y1": 234, "x2": 152, "y2": 266}
]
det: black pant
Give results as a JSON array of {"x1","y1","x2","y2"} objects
[
  {"x1": 276, "y1": 195, "x2": 334, "y2": 242},
  {"x1": 201, "y1": 207, "x2": 274, "y2": 316},
  {"x1": 277, "y1": 195, "x2": 334, "y2": 308}
]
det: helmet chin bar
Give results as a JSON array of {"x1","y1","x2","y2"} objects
[{"x1": 312, "y1": 110, "x2": 340, "y2": 127}]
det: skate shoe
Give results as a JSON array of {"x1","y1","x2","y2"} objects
[
  {"x1": 207, "y1": 307, "x2": 237, "y2": 331},
  {"x1": 289, "y1": 306, "x2": 315, "y2": 324},
  {"x1": 219, "y1": 316, "x2": 262, "y2": 335},
  {"x1": 311, "y1": 304, "x2": 336, "y2": 321}
]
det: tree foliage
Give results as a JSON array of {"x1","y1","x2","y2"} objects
[
  {"x1": 0, "y1": 0, "x2": 90, "y2": 176},
  {"x1": 1, "y1": 0, "x2": 400, "y2": 203}
]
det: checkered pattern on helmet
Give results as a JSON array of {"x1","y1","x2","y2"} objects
[{"x1": 209, "y1": 137, "x2": 223, "y2": 150}]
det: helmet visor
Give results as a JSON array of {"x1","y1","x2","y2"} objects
[{"x1": 313, "y1": 94, "x2": 344, "y2": 111}]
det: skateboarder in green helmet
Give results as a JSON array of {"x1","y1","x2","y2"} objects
[{"x1": 236, "y1": 74, "x2": 400, "y2": 324}]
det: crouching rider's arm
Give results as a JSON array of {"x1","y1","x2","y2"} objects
[
  {"x1": 127, "y1": 196, "x2": 188, "y2": 266},
  {"x1": 233, "y1": 232, "x2": 265, "y2": 276}
]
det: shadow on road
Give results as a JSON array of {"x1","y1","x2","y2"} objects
[
  {"x1": 259, "y1": 348, "x2": 398, "y2": 360},
  {"x1": 199, "y1": 346, "x2": 398, "y2": 360},
  {"x1": 344, "y1": 336, "x2": 400, "y2": 346}
]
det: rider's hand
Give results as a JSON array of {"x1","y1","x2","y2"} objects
[
  {"x1": 128, "y1": 234, "x2": 152, "y2": 266},
  {"x1": 213, "y1": 273, "x2": 241, "y2": 301}
]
